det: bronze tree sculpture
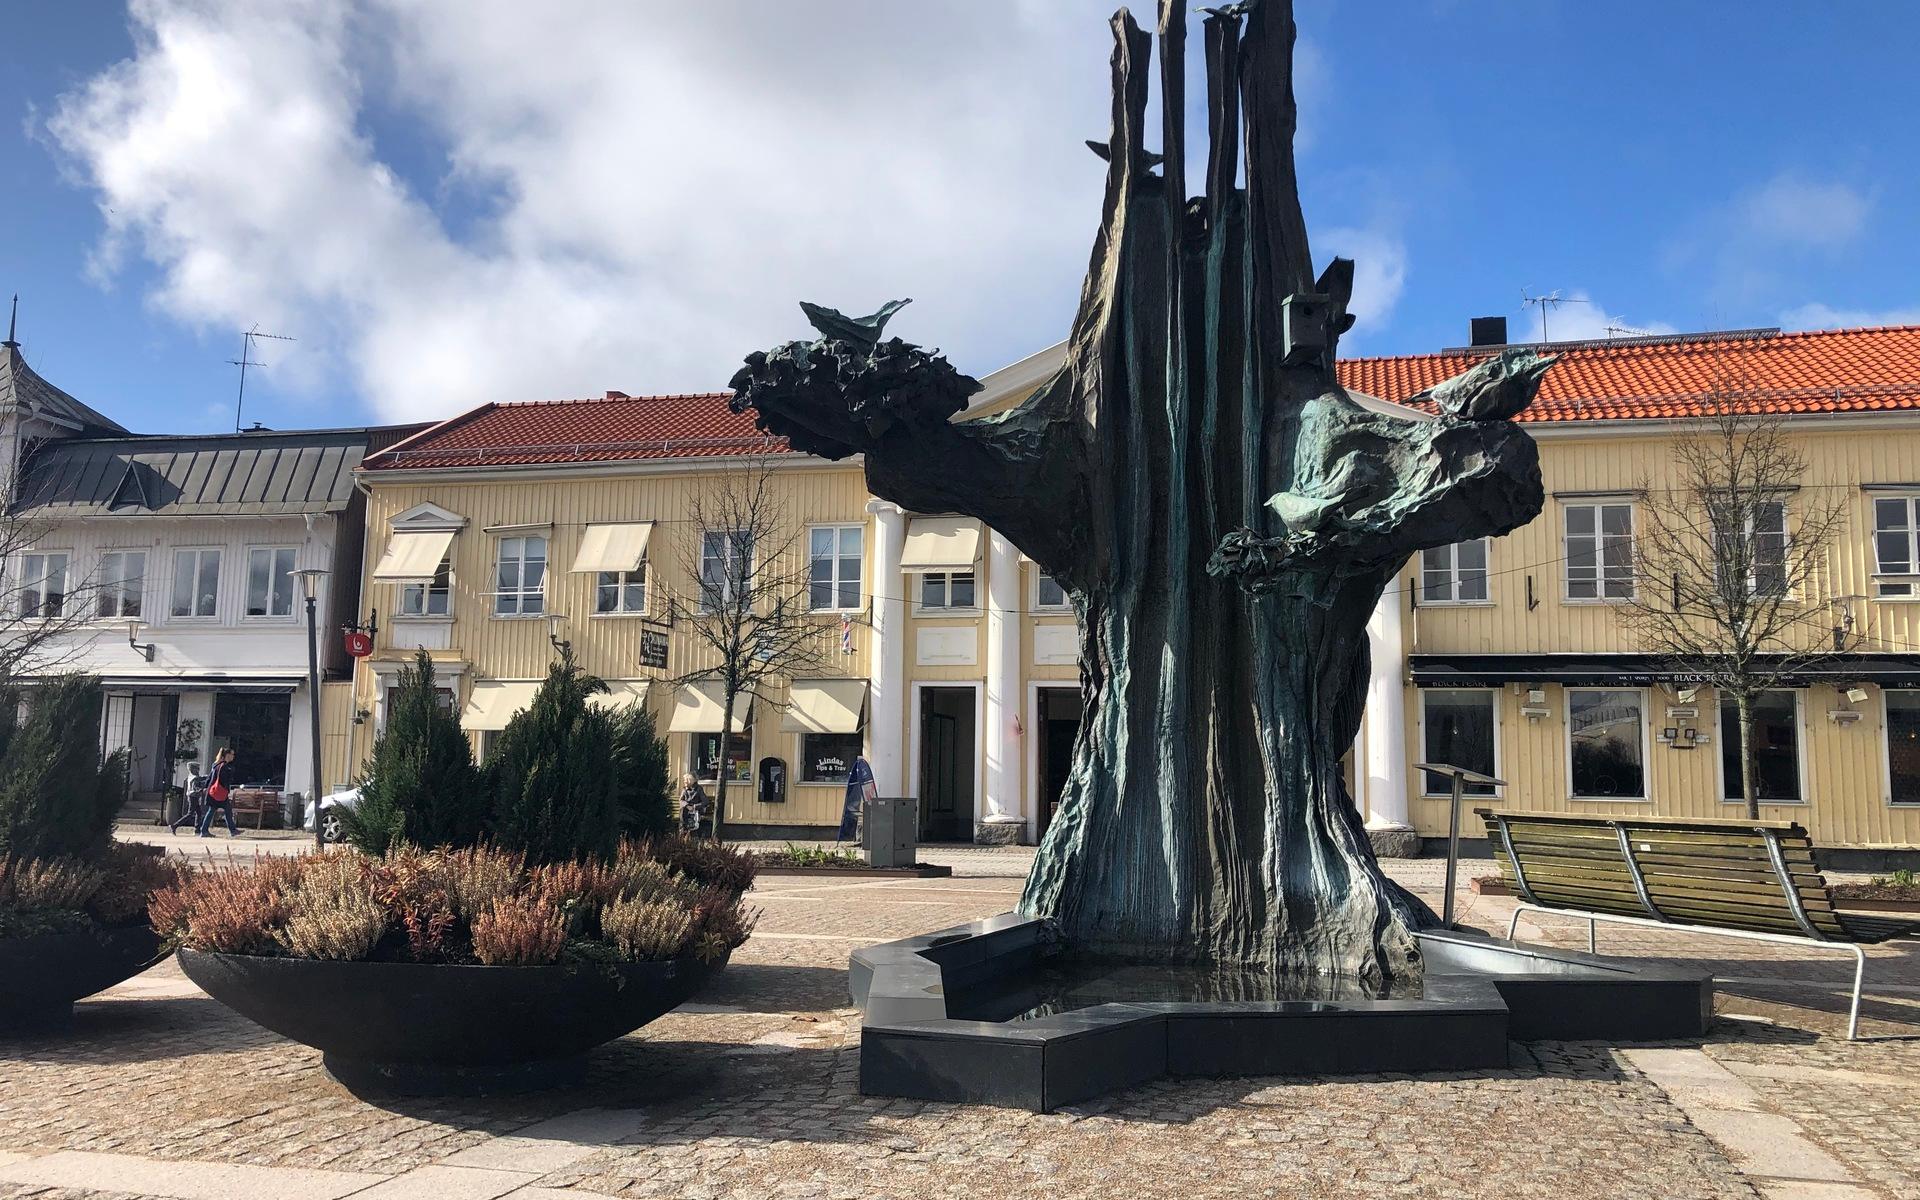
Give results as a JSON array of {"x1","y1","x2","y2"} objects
[{"x1": 732, "y1": 0, "x2": 1552, "y2": 982}]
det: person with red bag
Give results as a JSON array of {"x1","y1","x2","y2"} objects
[{"x1": 195, "y1": 747, "x2": 242, "y2": 838}]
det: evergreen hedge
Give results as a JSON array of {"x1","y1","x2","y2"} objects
[
  {"x1": 486, "y1": 650, "x2": 620, "y2": 863},
  {"x1": 347, "y1": 651, "x2": 485, "y2": 857},
  {"x1": 0, "y1": 675, "x2": 128, "y2": 862},
  {"x1": 610, "y1": 704, "x2": 674, "y2": 838}
]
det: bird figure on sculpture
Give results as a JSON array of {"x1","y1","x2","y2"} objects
[
  {"x1": 1413, "y1": 347, "x2": 1557, "y2": 422},
  {"x1": 799, "y1": 299, "x2": 912, "y2": 347},
  {"x1": 1198, "y1": 1, "x2": 1259, "y2": 19}
]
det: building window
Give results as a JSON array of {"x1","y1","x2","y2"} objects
[
  {"x1": 170, "y1": 549, "x2": 221, "y2": 618},
  {"x1": 1889, "y1": 692, "x2": 1920, "y2": 804},
  {"x1": 1421, "y1": 539, "x2": 1489, "y2": 604},
  {"x1": 382, "y1": 684, "x2": 455, "y2": 734},
  {"x1": 919, "y1": 570, "x2": 976, "y2": 610},
  {"x1": 1034, "y1": 572, "x2": 1069, "y2": 610},
  {"x1": 1567, "y1": 688, "x2": 1646, "y2": 800},
  {"x1": 800, "y1": 732, "x2": 863, "y2": 783},
  {"x1": 401, "y1": 558, "x2": 452, "y2": 617},
  {"x1": 701, "y1": 530, "x2": 752, "y2": 612},
  {"x1": 1563, "y1": 502, "x2": 1634, "y2": 601},
  {"x1": 1719, "y1": 690, "x2": 1801, "y2": 803},
  {"x1": 493, "y1": 536, "x2": 547, "y2": 616},
  {"x1": 16, "y1": 552, "x2": 69, "y2": 618},
  {"x1": 97, "y1": 551, "x2": 145, "y2": 619},
  {"x1": 596, "y1": 566, "x2": 647, "y2": 615},
  {"x1": 692, "y1": 732, "x2": 752, "y2": 785},
  {"x1": 808, "y1": 526, "x2": 862, "y2": 611},
  {"x1": 245, "y1": 547, "x2": 299, "y2": 618},
  {"x1": 1873, "y1": 496, "x2": 1919, "y2": 598},
  {"x1": 1420, "y1": 690, "x2": 1497, "y2": 796}
]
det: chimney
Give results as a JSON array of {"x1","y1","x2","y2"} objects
[
  {"x1": 605, "y1": 390, "x2": 629, "y2": 400},
  {"x1": 1469, "y1": 316, "x2": 1508, "y2": 348}
]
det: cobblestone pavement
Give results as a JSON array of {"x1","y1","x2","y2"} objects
[{"x1": 2, "y1": 850, "x2": 1914, "y2": 1199}]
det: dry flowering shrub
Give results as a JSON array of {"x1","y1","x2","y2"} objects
[
  {"x1": 444, "y1": 845, "x2": 524, "y2": 921},
  {"x1": 1, "y1": 857, "x2": 107, "y2": 911},
  {"x1": 686, "y1": 888, "x2": 757, "y2": 963},
  {"x1": 364, "y1": 844, "x2": 458, "y2": 959},
  {"x1": 87, "y1": 846, "x2": 185, "y2": 924},
  {"x1": 278, "y1": 854, "x2": 385, "y2": 961},
  {"x1": 640, "y1": 836, "x2": 757, "y2": 894},
  {"x1": 471, "y1": 894, "x2": 566, "y2": 966},
  {"x1": 169, "y1": 859, "x2": 296, "y2": 954},
  {"x1": 601, "y1": 896, "x2": 695, "y2": 961},
  {"x1": 604, "y1": 855, "x2": 692, "y2": 906}
]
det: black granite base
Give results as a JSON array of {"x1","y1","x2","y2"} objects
[{"x1": 851, "y1": 916, "x2": 1713, "y2": 1112}]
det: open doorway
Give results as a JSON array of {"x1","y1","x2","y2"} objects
[
  {"x1": 1034, "y1": 687, "x2": 1082, "y2": 838},
  {"x1": 917, "y1": 686, "x2": 976, "y2": 842}
]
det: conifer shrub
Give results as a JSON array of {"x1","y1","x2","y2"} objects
[
  {"x1": 485, "y1": 650, "x2": 620, "y2": 863},
  {"x1": 0, "y1": 675, "x2": 130, "y2": 863},
  {"x1": 609, "y1": 704, "x2": 674, "y2": 838},
  {"x1": 348, "y1": 651, "x2": 485, "y2": 857}
]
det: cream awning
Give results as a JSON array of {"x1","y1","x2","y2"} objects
[
  {"x1": 589, "y1": 679, "x2": 654, "y2": 712},
  {"x1": 780, "y1": 679, "x2": 868, "y2": 733},
  {"x1": 900, "y1": 516, "x2": 982, "y2": 573},
  {"x1": 461, "y1": 680, "x2": 540, "y2": 731},
  {"x1": 372, "y1": 529, "x2": 456, "y2": 582},
  {"x1": 668, "y1": 682, "x2": 749, "y2": 733},
  {"x1": 570, "y1": 523, "x2": 654, "y2": 574}
]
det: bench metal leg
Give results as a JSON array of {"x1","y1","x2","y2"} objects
[
  {"x1": 1588, "y1": 917, "x2": 1597, "y2": 955},
  {"x1": 1507, "y1": 902, "x2": 1873, "y2": 1041}
]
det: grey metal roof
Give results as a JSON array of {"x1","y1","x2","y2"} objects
[
  {"x1": 0, "y1": 344, "x2": 129, "y2": 436},
  {"x1": 14, "y1": 428, "x2": 372, "y2": 517}
]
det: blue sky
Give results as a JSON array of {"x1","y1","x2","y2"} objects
[{"x1": 3, "y1": 2, "x2": 1917, "y2": 434}]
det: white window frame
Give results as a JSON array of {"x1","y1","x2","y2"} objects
[
  {"x1": 915, "y1": 570, "x2": 979, "y2": 614},
  {"x1": 399, "y1": 558, "x2": 453, "y2": 618},
  {"x1": 1565, "y1": 686, "x2": 1651, "y2": 802},
  {"x1": 243, "y1": 546, "x2": 300, "y2": 620},
  {"x1": 1562, "y1": 500, "x2": 1636, "y2": 603},
  {"x1": 1714, "y1": 688, "x2": 1807, "y2": 806},
  {"x1": 594, "y1": 565, "x2": 648, "y2": 616},
  {"x1": 16, "y1": 551, "x2": 70, "y2": 619},
  {"x1": 1871, "y1": 494, "x2": 1920, "y2": 599},
  {"x1": 1418, "y1": 688, "x2": 1501, "y2": 798},
  {"x1": 1882, "y1": 688, "x2": 1920, "y2": 806},
  {"x1": 492, "y1": 534, "x2": 548, "y2": 618},
  {"x1": 1032, "y1": 569, "x2": 1070, "y2": 612},
  {"x1": 96, "y1": 550, "x2": 145, "y2": 620},
  {"x1": 1419, "y1": 538, "x2": 1491, "y2": 606},
  {"x1": 700, "y1": 529, "x2": 753, "y2": 615},
  {"x1": 169, "y1": 547, "x2": 222, "y2": 620},
  {"x1": 806, "y1": 524, "x2": 863, "y2": 613},
  {"x1": 690, "y1": 728, "x2": 753, "y2": 786}
]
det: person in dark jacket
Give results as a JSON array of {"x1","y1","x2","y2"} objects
[{"x1": 196, "y1": 747, "x2": 242, "y2": 838}]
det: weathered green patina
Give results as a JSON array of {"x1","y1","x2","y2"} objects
[{"x1": 731, "y1": 0, "x2": 1551, "y2": 982}]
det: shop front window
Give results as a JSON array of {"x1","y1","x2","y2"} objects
[
  {"x1": 801, "y1": 732, "x2": 863, "y2": 783},
  {"x1": 1568, "y1": 688, "x2": 1646, "y2": 799},
  {"x1": 692, "y1": 732, "x2": 752, "y2": 785},
  {"x1": 1421, "y1": 689, "x2": 1497, "y2": 796},
  {"x1": 1720, "y1": 690, "x2": 1801, "y2": 803},
  {"x1": 1886, "y1": 692, "x2": 1920, "y2": 804}
]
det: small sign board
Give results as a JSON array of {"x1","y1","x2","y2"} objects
[{"x1": 640, "y1": 628, "x2": 669, "y2": 669}]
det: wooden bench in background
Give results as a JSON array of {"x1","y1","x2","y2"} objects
[{"x1": 1479, "y1": 809, "x2": 1918, "y2": 1039}]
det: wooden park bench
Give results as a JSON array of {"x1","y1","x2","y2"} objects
[{"x1": 1478, "y1": 809, "x2": 1919, "y2": 1039}]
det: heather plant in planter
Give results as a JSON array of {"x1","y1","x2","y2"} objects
[
  {"x1": 160, "y1": 837, "x2": 755, "y2": 1092},
  {"x1": 0, "y1": 674, "x2": 181, "y2": 1030}
]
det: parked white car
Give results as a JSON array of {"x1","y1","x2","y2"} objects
[{"x1": 303, "y1": 785, "x2": 362, "y2": 844}]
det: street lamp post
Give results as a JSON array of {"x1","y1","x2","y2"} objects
[{"x1": 292, "y1": 567, "x2": 329, "y2": 853}]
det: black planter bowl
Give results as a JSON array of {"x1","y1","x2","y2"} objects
[
  {"x1": 0, "y1": 925, "x2": 163, "y2": 1032},
  {"x1": 177, "y1": 947, "x2": 730, "y2": 1094}
]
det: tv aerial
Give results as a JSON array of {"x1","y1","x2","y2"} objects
[{"x1": 228, "y1": 324, "x2": 295, "y2": 432}]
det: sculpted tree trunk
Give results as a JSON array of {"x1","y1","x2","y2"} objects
[{"x1": 732, "y1": 0, "x2": 1550, "y2": 983}]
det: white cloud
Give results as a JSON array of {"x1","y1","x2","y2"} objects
[
  {"x1": 1780, "y1": 301, "x2": 1920, "y2": 331},
  {"x1": 50, "y1": 0, "x2": 1201, "y2": 423},
  {"x1": 1738, "y1": 174, "x2": 1873, "y2": 250},
  {"x1": 1512, "y1": 291, "x2": 1676, "y2": 345},
  {"x1": 1317, "y1": 226, "x2": 1406, "y2": 337}
]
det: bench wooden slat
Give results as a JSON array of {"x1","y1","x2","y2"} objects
[
  {"x1": 1498, "y1": 852, "x2": 1832, "y2": 902},
  {"x1": 1499, "y1": 871, "x2": 1842, "y2": 929}
]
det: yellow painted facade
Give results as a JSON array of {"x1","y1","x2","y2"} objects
[{"x1": 1385, "y1": 417, "x2": 1920, "y2": 849}]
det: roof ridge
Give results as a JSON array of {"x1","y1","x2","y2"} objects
[
  {"x1": 1346, "y1": 323, "x2": 1920, "y2": 366},
  {"x1": 490, "y1": 391, "x2": 733, "y2": 409}
]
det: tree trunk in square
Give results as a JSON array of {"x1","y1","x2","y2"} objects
[{"x1": 730, "y1": 0, "x2": 1549, "y2": 983}]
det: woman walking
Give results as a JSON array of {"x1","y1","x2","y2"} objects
[
  {"x1": 196, "y1": 747, "x2": 241, "y2": 838},
  {"x1": 678, "y1": 772, "x2": 712, "y2": 839}
]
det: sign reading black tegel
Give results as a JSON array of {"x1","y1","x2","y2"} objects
[{"x1": 640, "y1": 629, "x2": 669, "y2": 669}]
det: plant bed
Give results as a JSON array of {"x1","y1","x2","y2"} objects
[
  {"x1": 1832, "y1": 874, "x2": 1920, "y2": 908},
  {"x1": 1471, "y1": 876, "x2": 1513, "y2": 897},
  {"x1": 179, "y1": 946, "x2": 729, "y2": 1092},
  {"x1": 748, "y1": 844, "x2": 952, "y2": 879},
  {"x1": 0, "y1": 924, "x2": 162, "y2": 1032},
  {"x1": 154, "y1": 838, "x2": 756, "y2": 1094}
]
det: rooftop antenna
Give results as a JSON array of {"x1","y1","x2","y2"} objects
[
  {"x1": 1604, "y1": 322, "x2": 1660, "y2": 340},
  {"x1": 4, "y1": 294, "x2": 18, "y2": 348},
  {"x1": 227, "y1": 324, "x2": 294, "y2": 432},
  {"x1": 1520, "y1": 289, "x2": 1588, "y2": 344}
]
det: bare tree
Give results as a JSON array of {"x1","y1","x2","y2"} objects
[
  {"x1": 668, "y1": 459, "x2": 827, "y2": 840},
  {"x1": 0, "y1": 470, "x2": 119, "y2": 688},
  {"x1": 1621, "y1": 374, "x2": 1857, "y2": 818}
]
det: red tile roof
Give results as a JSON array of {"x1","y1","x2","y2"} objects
[
  {"x1": 1337, "y1": 325, "x2": 1920, "y2": 423},
  {"x1": 363, "y1": 393, "x2": 790, "y2": 470}
]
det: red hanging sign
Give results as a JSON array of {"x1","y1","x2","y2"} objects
[{"x1": 343, "y1": 630, "x2": 374, "y2": 658}]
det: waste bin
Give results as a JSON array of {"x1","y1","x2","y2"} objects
[{"x1": 862, "y1": 797, "x2": 919, "y2": 868}]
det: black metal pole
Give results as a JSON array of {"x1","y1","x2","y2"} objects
[{"x1": 305, "y1": 592, "x2": 324, "y2": 853}]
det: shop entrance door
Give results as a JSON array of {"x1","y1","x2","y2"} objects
[
  {"x1": 917, "y1": 687, "x2": 975, "y2": 842},
  {"x1": 1034, "y1": 687, "x2": 1083, "y2": 838}
]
